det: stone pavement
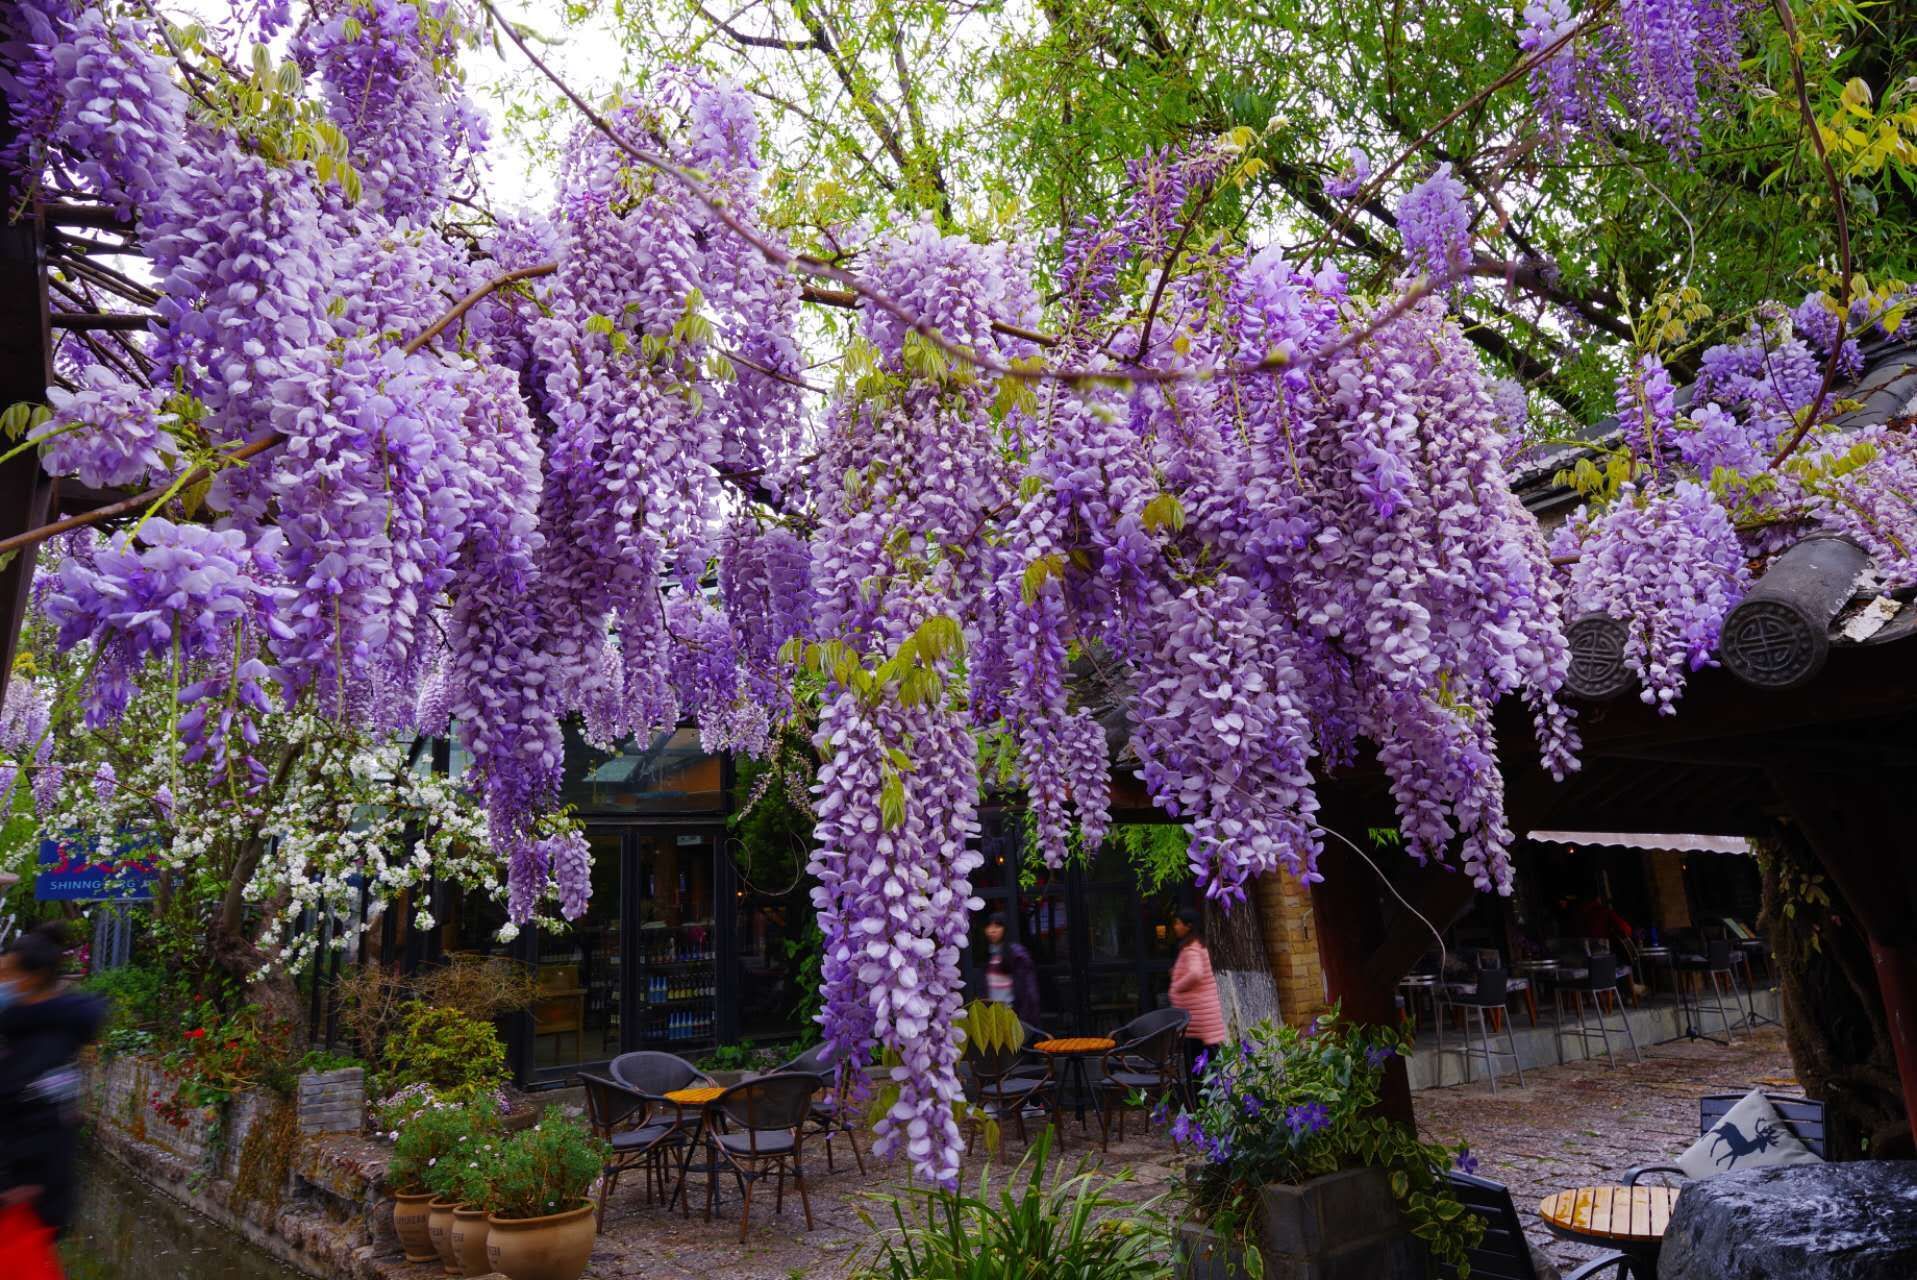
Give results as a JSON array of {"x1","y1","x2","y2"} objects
[
  {"x1": 1415, "y1": 1024, "x2": 1795, "y2": 1273},
  {"x1": 566, "y1": 1025, "x2": 1791, "y2": 1277},
  {"x1": 581, "y1": 1111, "x2": 1184, "y2": 1279}
]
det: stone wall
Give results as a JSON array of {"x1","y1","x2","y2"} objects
[
  {"x1": 85, "y1": 1054, "x2": 403, "y2": 1280},
  {"x1": 1253, "y1": 871, "x2": 1327, "y2": 1027}
]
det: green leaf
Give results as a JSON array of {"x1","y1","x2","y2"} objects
[
  {"x1": 1142, "y1": 492, "x2": 1186, "y2": 533},
  {"x1": 879, "y1": 770, "x2": 905, "y2": 830}
]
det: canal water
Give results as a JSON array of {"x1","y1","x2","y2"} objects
[{"x1": 58, "y1": 1148, "x2": 304, "y2": 1280}]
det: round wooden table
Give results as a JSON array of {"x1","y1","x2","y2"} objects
[
  {"x1": 1034, "y1": 1037, "x2": 1116, "y2": 1142},
  {"x1": 662, "y1": 1086, "x2": 732, "y2": 1217},
  {"x1": 1539, "y1": 1184, "x2": 1679, "y2": 1279}
]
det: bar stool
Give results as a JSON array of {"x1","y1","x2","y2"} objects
[
  {"x1": 1676, "y1": 939, "x2": 1748, "y2": 1039},
  {"x1": 1440, "y1": 966, "x2": 1525, "y2": 1091},
  {"x1": 1552, "y1": 954, "x2": 1642, "y2": 1066}
]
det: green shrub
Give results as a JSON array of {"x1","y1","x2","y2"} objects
[
  {"x1": 296, "y1": 1047, "x2": 366, "y2": 1074},
  {"x1": 487, "y1": 1115, "x2": 607, "y2": 1221},
  {"x1": 381, "y1": 1004, "x2": 507, "y2": 1104},
  {"x1": 851, "y1": 1130, "x2": 1173, "y2": 1280},
  {"x1": 390, "y1": 1104, "x2": 496, "y2": 1197},
  {"x1": 80, "y1": 963, "x2": 172, "y2": 1036}
]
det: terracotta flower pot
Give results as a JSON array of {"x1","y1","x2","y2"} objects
[
  {"x1": 450, "y1": 1205, "x2": 493, "y2": 1278},
  {"x1": 486, "y1": 1201, "x2": 597, "y2": 1280},
  {"x1": 427, "y1": 1197, "x2": 463, "y2": 1274},
  {"x1": 392, "y1": 1190, "x2": 438, "y2": 1263}
]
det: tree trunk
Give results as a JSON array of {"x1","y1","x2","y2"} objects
[
  {"x1": 1203, "y1": 894, "x2": 1282, "y2": 1037},
  {"x1": 1759, "y1": 831, "x2": 1912, "y2": 1158}
]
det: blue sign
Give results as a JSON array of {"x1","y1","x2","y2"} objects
[{"x1": 35, "y1": 832, "x2": 159, "y2": 901}]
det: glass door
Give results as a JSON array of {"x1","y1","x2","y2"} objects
[
  {"x1": 630, "y1": 829, "x2": 720, "y2": 1052},
  {"x1": 530, "y1": 830, "x2": 624, "y2": 1073}
]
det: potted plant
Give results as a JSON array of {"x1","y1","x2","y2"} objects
[
  {"x1": 484, "y1": 1114, "x2": 608, "y2": 1280},
  {"x1": 389, "y1": 1105, "x2": 494, "y2": 1265},
  {"x1": 421, "y1": 1113, "x2": 500, "y2": 1275},
  {"x1": 440, "y1": 1134, "x2": 507, "y2": 1278},
  {"x1": 1173, "y1": 1008, "x2": 1483, "y2": 1279}
]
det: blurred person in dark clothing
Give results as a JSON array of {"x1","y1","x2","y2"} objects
[{"x1": 0, "y1": 922, "x2": 106, "y2": 1239}]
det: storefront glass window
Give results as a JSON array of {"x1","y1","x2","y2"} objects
[
  {"x1": 561, "y1": 727, "x2": 724, "y2": 815},
  {"x1": 531, "y1": 831, "x2": 623, "y2": 1071}
]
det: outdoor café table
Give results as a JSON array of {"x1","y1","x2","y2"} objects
[
  {"x1": 1035, "y1": 1037, "x2": 1115, "y2": 1141},
  {"x1": 1635, "y1": 946, "x2": 1676, "y2": 1000},
  {"x1": 661, "y1": 1085, "x2": 735, "y2": 1218},
  {"x1": 1397, "y1": 973, "x2": 1442, "y2": 1034},
  {"x1": 1539, "y1": 1184, "x2": 1680, "y2": 1280}
]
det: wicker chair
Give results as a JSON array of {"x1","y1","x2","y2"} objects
[
  {"x1": 579, "y1": 1072, "x2": 690, "y2": 1225},
  {"x1": 774, "y1": 1042, "x2": 867, "y2": 1175},
  {"x1": 1096, "y1": 1007, "x2": 1189, "y2": 1150},
  {"x1": 609, "y1": 1050, "x2": 712, "y2": 1098},
  {"x1": 702, "y1": 1072, "x2": 820, "y2": 1242},
  {"x1": 961, "y1": 1027, "x2": 1053, "y2": 1149}
]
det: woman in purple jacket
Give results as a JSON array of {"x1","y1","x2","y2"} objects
[{"x1": 979, "y1": 913, "x2": 1041, "y2": 1025}]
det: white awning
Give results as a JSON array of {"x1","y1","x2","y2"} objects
[{"x1": 1527, "y1": 830, "x2": 1751, "y2": 855}]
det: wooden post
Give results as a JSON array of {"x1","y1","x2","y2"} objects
[
  {"x1": 1771, "y1": 769, "x2": 1917, "y2": 1146},
  {"x1": 1311, "y1": 831, "x2": 1415, "y2": 1124},
  {"x1": 0, "y1": 201, "x2": 53, "y2": 698}
]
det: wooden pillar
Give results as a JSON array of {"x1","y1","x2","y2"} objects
[
  {"x1": 1771, "y1": 769, "x2": 1917, "y2": 1146},
  {"x1": 0, "y1": 201, "x2": 53, "y2": 697},
  {"x1": 1310, "y1": 831, "x2": 1414, "y2": 1124}
]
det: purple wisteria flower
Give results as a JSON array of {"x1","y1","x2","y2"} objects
[
  {"x1": 1324, "y1": 146, "x2": 1370, "y2": 200},
  {"x1": 1396, "y1": 164, "x2": 1473, "y2": 290}
]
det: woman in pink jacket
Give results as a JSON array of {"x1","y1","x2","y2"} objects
[{"x1": 1169, "y1": 908, "x2": 1226, "y2": 1087}]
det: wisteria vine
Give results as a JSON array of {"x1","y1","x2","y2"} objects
[{"x1": 1, "y1": 0, "x2": 1905, "y2": 1187}]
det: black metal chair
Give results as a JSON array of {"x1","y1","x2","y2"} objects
[
  {"x1": 1010, "y1": 1020, "x2": 1054, "y2": 1078},
  {"x1": 1551, "y1": 954, "x2": 1641, "y2": 1067},
  {"x1": 702, "y1": 1072, "x2": 819, "y2": 1242},
  {"x1": 609, "y1": 1050, "x2": 713, "y2": 1098},
  {"x1": 774, "y1": 1041, "x2": 867, "y2": 1175},
  {"x1": 1096, "y1": 1007, "x2": 1189, "y2": 1149},
  {"x1": 961, "y1": 1025, "x2": 1053, "y2": 1150},
  {"x1": 1443, "y1": 1171, "x2": 1631, "y2": 1280},
  {"x1": 579, "y1": 1072, "x2": 690, "y2": 1225},
  {"x1": 1673, "y1": 939, "x2": 1749, "y2": 1039},
  {"x1": 1439, "y1": 965, "x2": 1525, "y2": 1091},
  {"x1": 1623, "y1": 1093, "x2": 1826, "y2": 1186}
]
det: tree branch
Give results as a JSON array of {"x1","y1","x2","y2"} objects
[{"x1": 1766, "y1": 0, "x2": 1854, "y2": 469}]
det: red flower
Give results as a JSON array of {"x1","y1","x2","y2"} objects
[{"x1": 185, "y1": 1028, "x2": 207, "y2": 1040}]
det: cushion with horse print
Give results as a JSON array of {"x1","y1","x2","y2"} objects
[{"x1": 1673, "y1": 1089, "x2": 1824, "y2": 1181}]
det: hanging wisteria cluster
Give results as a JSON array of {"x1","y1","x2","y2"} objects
[
  {"x1": 7, "y1": 0, "x2": 1898, "y2": 1185},
  {"x1": 1550, "y1": 290, "x2": 1917, "y2": 710},
  {"x1": 1520, "y1": 0, "x2": 1752, "y2": 157}
]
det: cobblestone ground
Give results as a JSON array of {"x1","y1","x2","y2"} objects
[
  {"x1": 584, "y1": 1109, "x2": 1184, "y2": 1279},
  {"x1": 1415, "y1": 1024, "x2": 1794, "y2": 1273},
  {"x1": 578, "y1": 1027, "x2": 1792, "y2": 1278}
]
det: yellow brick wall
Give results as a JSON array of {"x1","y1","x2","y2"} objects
[{"x1": 1253, "y1": 871, "x2": 1328, "y2": 1027}]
